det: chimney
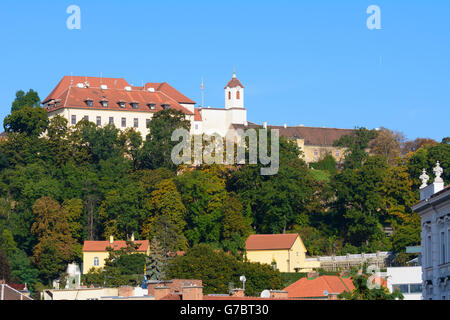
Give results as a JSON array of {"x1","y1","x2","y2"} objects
[
  {"x1": 419, "y1": 162, "x2": 444, "y2": 201},
  {"x1": 269, "y1": 290, "x2": 288, "y2": 299},
  {"x1": 231, "y1": 288, "x2": 245, "y2": 297},
  {"x1": 154, "y1": 286, "x2": 171, "y2": 300},
  {"x1": 109, "y1": 235, "x2": 114, "y2": 244},
  {"x1": 182, "y1": 285, "x2": 203, "y2": 300},
  {"x1": 118, "y1": 286, "x2": 134, "y2": 298},
  {"x1": 283, "y1": 123, "x2": 287, "y2": 129}
]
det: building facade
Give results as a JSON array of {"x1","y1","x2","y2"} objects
[
  {"x1": 82, "y1": 236, "x2": 150, "y2": 274},
  {"x1": 386, "y1": 266, "x2": 422, "y2": 300},
  {"x1": 245, "y1": 234, "x2": 320, "y2": 273},
  {"x1": 42, "y1": 73, "x2": 352, "y2": 164},
  {"x1": 412, "y1": 162, "x2": 450, "y2": 300}
]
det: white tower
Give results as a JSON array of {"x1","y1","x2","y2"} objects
[{"x1": 225, "y1": 69, "x2": 244, "y2": 109}]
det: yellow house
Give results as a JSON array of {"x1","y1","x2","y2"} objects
[
  {"x1": 245, "y1": 234, "x2": 320, "y2": 273},
  {"x1": 82, "y1": 236, "x2": 150, "y2": 274}
]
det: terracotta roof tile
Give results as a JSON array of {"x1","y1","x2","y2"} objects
[
  {"x1": 44, "y1": 76, "x2": 195, "y2": 114},
  {"x1": 232, "y1": 123, "x2": 354, "y2": 147},
  {"x1": 194, "y1": 108, "x2": 202, "y2": 121},
  {"x1": 245, "y1": 234, "x2": 299, "y2": 250},
  {"x1": 284, "y1": 275, "x2": 355, "y2": 298},
  {"x1": 82, "y1": 240, "x2": 149, "y2": 252},
  {"x1": 225, "y1": 77, "x2": 244, "y2": 89}
]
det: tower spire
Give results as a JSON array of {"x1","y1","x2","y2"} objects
[{"x1": 233, "y1": 67, "x2": 236, "y2": 78}]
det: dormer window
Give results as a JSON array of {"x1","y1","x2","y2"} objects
[
  {"x1": 118, "y1": 101, "x2": 126, "y2": 108},
  {"x1": 162, "y1": 104, "x2": 170, "y2": 110},
  {"x1": 85, "y1": 99, "x2": 93, "y2": 107},
  {"x1": 100, "y1": 99, "x2": 109, "y2": 108},
  {"x1": 131, "y1": 102, "x2": 139, "y2": 109},
  {"x1": 147, "y1": 103, "x2": 156, "y2": 110}
]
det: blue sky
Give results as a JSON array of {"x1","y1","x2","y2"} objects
[{"x1": 0, "y1": 0, "x2": 449, "y2": 141}]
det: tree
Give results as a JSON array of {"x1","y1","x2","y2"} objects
[
  {"x1": 3, "y1": 106, "x2": 49, "y2": 137},
  {"x1": 368, "y1": 127, "x2": 404, "y2": 165},
  {"x1": 338, "y1": 264, "x2": 403, "y2": 300},
  {"x1": 63, "y1": 198, "x2": 84, "y2": 242},
  {"x1": 146, "y1": 238, "x2": 166, "y2": 281},
  {"x1": 0, "y1": 249, "x2": 11, "y2": 281},
  {"x1": 175, "y1": 170, "x2": 227, "y2": 245},
  {"x1": 330, "y1": 156, "x2": 391, "y2": 250},
  {"x1": 31, "y1": 197, "x2": 76, "y2": 283},
  {"x1": 139, "y1": 109, "x2": 191, "y2": 170},
  {"x1": 402, "y1": 138, "x2": 438, "y2": 154},
  {"x1": 167, "y1": 244, "x2": 283, "y2": 296},
  {"x1": 142, "y1": 179, "x2": 187, "y2": 250},
  {"x1": 11, "y1": 89, "x2": 40, "y2": 113},
  {"x1": 0, "y1": 229, "x2": 18, "y2": 258},
  {"x1": 148, "y1": 215, "x2": 186, "y2": 254},
  {"x1": 334, "y1": 127, "x2": 378, "y2": 169}
]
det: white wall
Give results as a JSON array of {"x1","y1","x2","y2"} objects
[
  {"x1": 387, "y1": 266, "x2": 423, "y2": 300},
  {"x1": 49, "y1": 108, "x2": 196, "y2": 138}
]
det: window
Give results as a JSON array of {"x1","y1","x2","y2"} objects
[
  {"x1": 85, "y1": 99, "x2": 93, "y2": 107},
  {"x1": 109, "y1": 117, "x2": 114, "y2": 125},
  {"x1": 118, "y1": 101, "x2": 126, "y2": 108},
  {"x1": 448, "y1": 229, "x2": 450, "y2": 263},
  {"x1": 335, "y1": 150, "x2": 340, "y2": 157},
  {"x1": 148, "y1": 104, "x2": 156, "y2": 110},
  {"x1": 393, "y1": 283, "x2": 422, "y2": 294},
  {"x1": 71, "y1": 115, "x2": 76, "y2": 125},
  {"x1": 236, "y1": 90, "x2": 240, "y2": 99},
  {"x1": 195, "y1": 124, "x2": 199, "y2": 130},
  {"x1": 94, "y1": 257, "x2": 99, "y2": 266},
  {"x1": 441, "y1": 232, "x2": 446, "y2": 264},
  {"x1": 131, "y1": 103, "x2": 139, "y2": 109},
  {"x1": 84, "y1": 115, "x2": 89, "y2": 121},
  {"x1": 121, "y1": 118, "x2": 126, "y2": 128},
  {"x1": 133, "y1": 118, "x2": 138, "y2": 128},
  {"x1": 146, "y1": 119, "x2": 151, "y2": 128},
  {"x1": 228, "y1": 91, "x2": 231, "y2": 100},
  {"x1": 427, "y1": 235, "x2": 432, "y2": 267},
  {"x1": 96, "y1": 116, "x2": 101, "y2": 126},
  {"x1": 101, "y1": 100, "x2": 108, "y2": 108},
  {"x1": 314, "y1": 150, "x2": 319, "y2": 156},
  {"x1": 162, "y1": 104, "x2": 170, "y2": 110},
  {"x1": 409, "y1": 284, "x2": 422, "y2": 293}
]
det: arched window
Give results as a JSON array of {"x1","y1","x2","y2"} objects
[
  {"x1": 228, "y1": 91, "x2": 231, "y2": 100},
  {"x1": 94, "y1": 257, "x2": 99, "y2": 266},
  {"x1": 236, "y1": 91, "x2": 240, "y2": 100}
]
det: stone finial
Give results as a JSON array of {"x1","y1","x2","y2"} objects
[
  {"x1": 433, "y1": 161, "x2": 444, "y2": 183},
  {"x1": 419, "y1": 169, "x2": 429, "y2": 189}
]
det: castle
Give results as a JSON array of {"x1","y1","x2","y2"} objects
[{"x1": 43, "y1": 72, "x2": 353, "y2": 163}]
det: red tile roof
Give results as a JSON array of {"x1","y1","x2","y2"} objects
[
  {"x1": 194, "y1": 108, "x2": 202, "y2": 121},
  {"x1": 82, "y1": 240, "x2": 149, "y2": 252},
  {"x1": 245, "y1": 234, "x2": 299, "y2": 250},
  {"x1": 231, "y1": 123, "x2": 354, "y2": 147},
  {"x1": 43, "y1": 76, "x2": 195, "y2": 115},
  {"x1": 225, "y1": 77, "x2": 244, "y2": 89},
  {"x1": 284, "y1": 275, "x2": 355, "y2": 298}
]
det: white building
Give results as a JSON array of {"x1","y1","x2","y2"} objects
[
  {"x1": 43, "y1": 72, "x2": 247, "y2": 139},
  {"x1": 412, "y1": 162, "x2": 450, "y2": 300},
  {"x1": 386, "y1": 267, "x2": 422, "y2": 300}
]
